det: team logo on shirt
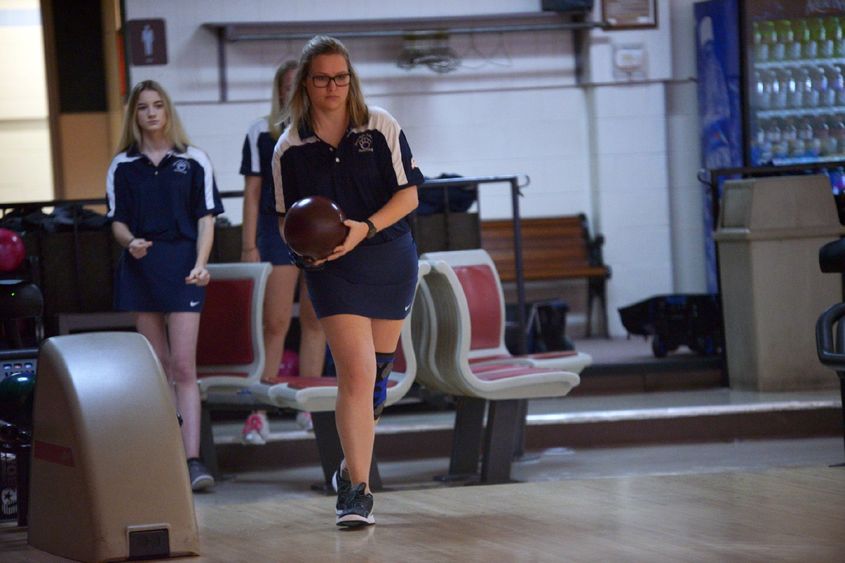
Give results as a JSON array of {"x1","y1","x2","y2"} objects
[
  {"x1": 172, "y1": 159, "x2": 190, "y2": 174},
  {"x1": 354, "y1": 133, "x2": 373, "y2": 153}
]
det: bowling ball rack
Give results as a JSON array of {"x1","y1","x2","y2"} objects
[{"x1": 0, "y1": 348, "x2": 36, "y2": 527}]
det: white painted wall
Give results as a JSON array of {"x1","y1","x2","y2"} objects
[
  {"x1": 124, "y1": 0, "x2": 707, "y2": 336},
  {"x1": 0, "y1": 0, "x2": 53, "y2": 204}
]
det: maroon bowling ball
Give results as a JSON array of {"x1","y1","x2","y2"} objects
[
  {"x1": 0, "y1": 228, "x2": 25, "y2": 272},
  {"x1": 283, "y1": 196, "x2": 349, "y2": 260}
]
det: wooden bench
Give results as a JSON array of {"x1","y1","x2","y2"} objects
[{"x1": 480, "y1": 214, "x2": 611, "y2": 337}]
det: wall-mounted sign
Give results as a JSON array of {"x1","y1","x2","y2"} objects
[
  {"x1": 602, "y1": 0, "x2": 657, "y2": 29},
  {"x1": 126, "y1": 19, "x2": 167, "y2": 66}
]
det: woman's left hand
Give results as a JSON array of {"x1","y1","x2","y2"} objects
[
  {"x1": 314, "y1": 219, "x2": 369, "y2": 265},
  {"x1": 186, "y1": 266, "x2": 210, "y2": 286}
]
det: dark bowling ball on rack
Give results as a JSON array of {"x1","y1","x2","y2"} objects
[
  {"x1": 0, "y1": 228, "x2": 25, "y2": 272},
  {"x1": 283, "y1": 196, "x2": 350, "y2": 260},
  {"x1": 0, "y1": 372, "x2": 36, "y2": 429}
]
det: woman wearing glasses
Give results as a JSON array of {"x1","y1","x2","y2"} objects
[{"x1": 273, "y1": 35, "x2": 423, "y2": 527}]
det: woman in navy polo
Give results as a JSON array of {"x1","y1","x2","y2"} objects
[
  {"x1": 273, "y1": 36, "x2": 423, "y2": 527},
  {"x1": 239, "y1": 60, "x2": 326, "y2": 443},
  {"x1": 106, "y1": 80, "x2": 223, "y2": 492}
]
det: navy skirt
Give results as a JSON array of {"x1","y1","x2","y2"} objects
[
  {"x1": 114, "y1": 238, "x2": 205, "y2": 313},
  {"x1": 257, "y1": 213, "x2": 294, "y2": 266},
  {"x1": 305, "y1": 232, "x2": 418, "y2": 320}
]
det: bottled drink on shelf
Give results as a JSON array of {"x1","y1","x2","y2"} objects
[
  {"x1": 782, "y1": 118, "x2": 803, "y2": 157},
  {"x1": 797, "y1": 67, "x2": 814, "y2": 108},
  {"x1": 825, "y1": 16, "x2": 844, "y2": 57},
  {"x1": 792, "y1": 19, "x2": 809, "y2": 61},
  {"x1": 754, "y1": 70, "x2": 771, "y2": 110},
  {"x1": 805, "y1": 66, "x2": 822, "y2": 108},
  {"x1": 815, "y1": 118, "x2": 837, "y2": 156},
  {"x1": 834, "y1": 17, "x2": 845, "y2": 57},
  {"x1": 812, "y1": 17, "x2": 834, "y2": 59},
  {"x1": 769, "y1": 118, "x2": 789, "y2": 159},
  {"x1": 753, "y1": 21, "x2": 768, "y2": 63},
  {"x1": 772, "y1": 69, "x2": 789, "y2": 109},
  {"x1": 761, "y1": 20, "x2": 778, "y2": 62},
  {"x1": 799, "y1": 117, "x2": 820, "y2": 157},
  {"x1": 799, "y1": 18, "x2": 818, "y2": 60},
  {"x1": 774, "y1": 20, "x2": 792, "y2": 62},
  {"x1": 786, "y1": 67, "x2": 803, "y2": 109},
  {"x1": 824, "y1": 65, "x2": 844, "y2": 107},
  {"x1": 836, "y1": 64, "x2": 845, "y2": 106}
]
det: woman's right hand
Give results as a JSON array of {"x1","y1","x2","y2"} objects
[
  {"x1": 128, "y1": 238, "x2": 153, "y2": 259},
  {"x1": 241, "y1": 247, "x2": 260, "y2": 262}
]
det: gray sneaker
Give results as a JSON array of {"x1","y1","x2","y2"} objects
[
  {"x1": 332, "y1": 462, "x2": 352, "y2": 513},
  {"x1": 188, "y1": 458, "x2": 214, "y2": 492},
  {"x1": 336, "y1": 483, "x2": 375, "y2": 527}
]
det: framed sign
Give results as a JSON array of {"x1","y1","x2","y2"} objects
[
  {"x1": 126, "y1": 19, "x2": 167, "y2": 66},
  {"x1": 602, "y1": 0, "x2": 657, "y2": 30}
]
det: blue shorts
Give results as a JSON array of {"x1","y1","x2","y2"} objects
[
  {"x1": 257, "y1": 213, "x2": 294, "y2": 266},
  {"x1": 114, "y1": 238, "x2": 205, "y2": 313},
  {"x1": 305, "y1": 232, "x2": 418, "y2": 320}
]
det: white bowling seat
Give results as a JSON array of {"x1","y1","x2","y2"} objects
[
  {"x1": 195, "y1": 262, "x2": 271, "y2": 399},
  {"x1": 420, "y1": 249, "x2": 592, "y2": 375},
  {"x1": 419, "y1": 258, "x2": 581, "y2": 401}
]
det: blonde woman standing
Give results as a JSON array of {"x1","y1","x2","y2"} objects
[{"x1": 106, "y1": 80, "x2": 223, "y2": 491}]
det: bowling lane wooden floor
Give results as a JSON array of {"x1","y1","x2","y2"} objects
[{"x1": 2, "y1": 466, "x2": 843, "y2": 562}]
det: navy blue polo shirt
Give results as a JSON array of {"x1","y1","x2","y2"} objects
[
  {"x1": 272, "y1": 106, "x2": 424, "y2": 244},
  {"x1": 240, "y1": 117, "x2": 283, "y2": 215},
  {"x1": 106, "y1": 144, "x2": 224, "y2": 240}
]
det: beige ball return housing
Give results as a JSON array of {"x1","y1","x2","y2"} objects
[{"x1": 27, "y1": 332, "x2": 199, "y2": 562}]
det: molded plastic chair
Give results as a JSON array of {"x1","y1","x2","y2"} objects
[
  {"x1": 420, "y1": 249, "x2": 592, "y2": 373},
  {"x1": 194, "y1": 262, "x2": 271, "y2": 476},
  {"x1": 415, "y1": 256, "x2": 582, "y2": 483}
]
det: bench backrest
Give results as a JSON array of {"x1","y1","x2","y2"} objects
[
  {"x1": 415, "y1": 256, "x2": 580, "y2": 400},
  {"x1": 480, "y1": 214, "x2": 607, "y2": 282},
  {"x1": 420, "y1": 249, "x2": 511, "y2": 362},
  {"x1": 196, "y1": 262, "x2": 271, "y2": 394}
]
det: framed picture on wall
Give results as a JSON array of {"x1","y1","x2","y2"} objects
[{"x1": 602, "y1": 0, "x2": 657, "y2": 29}]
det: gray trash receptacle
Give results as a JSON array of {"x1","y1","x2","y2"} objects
[{"x1": 715, "y1": 174, "x2": 843, "y2": 391}]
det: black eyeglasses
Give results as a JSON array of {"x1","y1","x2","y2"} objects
[{"x1": 310, "y1": 73, "x2": 351, "y2": 88}]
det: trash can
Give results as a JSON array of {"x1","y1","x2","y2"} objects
[{"x1": 715, "y1": 174, "x2": 843, "y2": 391}]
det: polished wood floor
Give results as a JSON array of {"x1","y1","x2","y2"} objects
[{"x1": 2, "y1": 466, "x2": 843, "y2": 562}]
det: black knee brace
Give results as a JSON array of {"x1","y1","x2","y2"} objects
[{"x1": 373, "y1": 352, "x2": 394, "y2": 420}]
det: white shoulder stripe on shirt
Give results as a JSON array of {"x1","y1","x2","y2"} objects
[
  {"x1": 105, "y1": 152, "x2": 142, "y2": 218},
  {"x1": 367, "y1": 106, "x2": 409, "y2": 186},
  {"x1": 247, "y1": 117, "x2": 269, "y2": 174},
  {"x1": 181, "y1": 146, "x2": 216, "y2": 210}
]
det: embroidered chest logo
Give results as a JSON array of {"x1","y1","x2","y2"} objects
[
  {"x1": 353, "y1": 133, "x2": 374, "y2": 153},
  {"x1": 172, "y1": 159, "x2": 190, "y2": 174}
]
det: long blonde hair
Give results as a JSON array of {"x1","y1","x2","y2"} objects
[
  {"x1": 269, "y1": 60, "x2": 298, "y2": 139},
  {"x1": 116, "y1": 80, "x2": 190, "y2": 153},
  {"x1": 289, "y1": 35, "x2": 369, "y2": 135}
]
